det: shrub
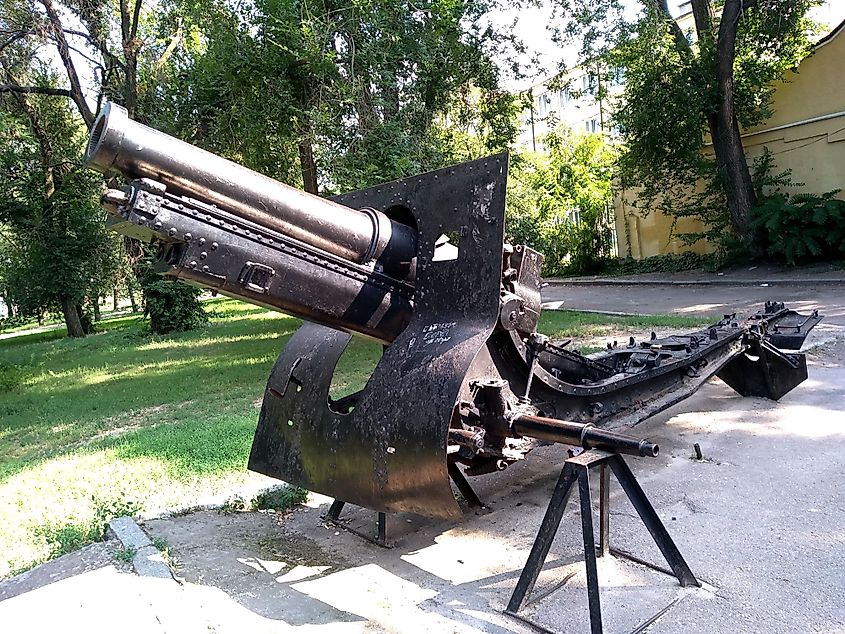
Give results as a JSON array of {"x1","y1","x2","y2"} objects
[
  {"x1": 752, "y1": 190, "x2": 845, "y2": 265},
  {"x1": 136, "y1": 246, "x2": 207, "y2": 335},
  {"x1": 252, "y1": 485, "x2": 308, "y2": 512}
]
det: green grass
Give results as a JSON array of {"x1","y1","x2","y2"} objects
[
  {"x1": 112, "y1": 545, "x2": 137, "y2": 563},
  {"x1": 0, "y1": 301, "x2": 710, "y2": 578}
]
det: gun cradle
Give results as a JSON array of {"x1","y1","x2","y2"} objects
[{"x1": 88, "y1": 103, "x2": 821, "y2": 520}]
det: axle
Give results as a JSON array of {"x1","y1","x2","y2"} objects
[{"x1": 511, "y1": 414, "x2": 659, "y2": 457}]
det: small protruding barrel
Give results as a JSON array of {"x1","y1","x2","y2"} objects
[
  {"x1": 512, "y1": 414, "x2": 659, "y2": 457},
  {"x1": 85, "y1": 102, "x2": 417, "y2": 277}
]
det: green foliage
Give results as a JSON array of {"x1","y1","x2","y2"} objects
[
  {"x1": 0, "y1": 83, "x2": 120, "y2": 335},
  {"x1": 753, "y1": 191, "x2": 845, "y2": 265},
  {"x1": 606, "y1": 252, "x2": 715, "y2": 275},
  {"x1": 0, "y1": 360, "x2": 26, "y2": 392},
  {"x1": 749, "y1": 148, "x2": 845, "y2": 265},
  {"x1": 30, "y1": 496, "x2": 141, "y2": 563},
  {"x1": 536, "y1": 309, "x2": 711, "y2": 341},
  {"x1": 136, "y1": 246, "x2": 207, "y2": 335},
  {"x1": 506, "y1": 127, "x2": 616, "y2": 275},
  {"x1": 148, "y1": 0, "x2": 523, "y2": 193},
  {"x1": 558, "y1": 0, "x2": 822, "y2": 251},
  {"x1": 252, "y1": 485, "x2": 309, "y2": 512},
  {"x1": 113, "y1": 546, "x2": 138, "y2": 563}
]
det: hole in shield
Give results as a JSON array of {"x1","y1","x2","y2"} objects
[
  {"x1": 433, "y1": 229, "x2": 463, "y2": 262},
  {"x1": 327, "y1": 337, "x2": 383, "y2": 415}
]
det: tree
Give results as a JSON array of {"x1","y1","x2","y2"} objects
[
  {"x1": 1, "y1": 0, "x2": 208, "y2": 333},
  {"x1": 555, "y1": 0, "x2": 820, "y2": 255},
  {"x1": 150, "y1": 0, "x2": 523, "y2": 195},
  {"x1": 506, "y1": 126, "x2": 615, "y2": 274},
  {"x1": 0, "y1": 80, "x2": 116, "y2": 336}
]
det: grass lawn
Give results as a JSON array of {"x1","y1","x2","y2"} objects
[{"x1": 0, "y1": 299, "x2": 710, "y2": 578}]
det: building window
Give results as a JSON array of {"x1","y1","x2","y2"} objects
[
  {"x1": 611, "y1": 67, "x2": 625, "y2": 86},
  {"x1": 535, "y1": 94, "x2": 549, "y2": 117},
  {"x1": 559, "y1": 88, "x2": 570, "y2": 108}
]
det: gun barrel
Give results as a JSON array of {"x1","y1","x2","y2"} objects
[
  {"x1": 85, "y1": 102, "x2": 417, "y2": 276},
  {"x1": 511, "y1": 414, "x2": 659, "y2": 457}
]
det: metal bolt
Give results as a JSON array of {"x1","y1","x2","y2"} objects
[
  {"x1": 198, "y1": 237, "x2": 206, "y2": 246},
  {"x1": 184, "y1": 233, "x2": 192, "y2": 241},
  {"x1": 188, "y1": 260, "x2": 197, "y2": 268},
  {"x1": 199, "y1": 251, "x2": 208, "y2": 260},
  {"x1": 202, "y1": 265, "x2": 210, "y2": 273},
  {"x1": 153, "y1": 221, "x2": 162, "y2": 230},
  {"x1": 211, "y1": 242, "x2": 219, "y2": 251},
  {"x1": 168, "y1": 227, "x2": 177, "y2": 236}
]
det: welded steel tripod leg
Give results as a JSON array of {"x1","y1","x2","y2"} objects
[
  {"x1": 599, "y1": 464, "x2": 610, "y2": 558},
  {"x1": 324, "y1": 500, "x2": 391, "y2": 548},
  {"x1": 506, "y1": 463, "x2": 579, "y2": 613},
  {"x1": 578, "y1": 469, "x2": 603, "y2": 634},
  {"x1": 326, "y1": 499, "x2": 345, "y2": 521},
  {"x1": 608, "y1": 455, "x2": 700, "y2": 588},
  {"x1": 448, "y1": 460, "x2": 484, "y2": 508}
]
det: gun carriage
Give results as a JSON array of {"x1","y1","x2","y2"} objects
[{"x1": 86, "y1": 102, "x2": 821, "y2": 631}]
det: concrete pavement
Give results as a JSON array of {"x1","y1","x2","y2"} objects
[{"x1": 543, "y1": 278, "x2": 845, "y2": 327}]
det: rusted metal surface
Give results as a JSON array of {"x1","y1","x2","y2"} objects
[
  {"x1": 250, "y1": 155, "x2": 509, "y2": 519},
  {"x1": 87, "y1": 102, "x2": 822, "y2": 520}
]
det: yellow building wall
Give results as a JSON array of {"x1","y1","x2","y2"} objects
[{"x1": 615, "y1": 23, "x2": 845, "y2": 259}]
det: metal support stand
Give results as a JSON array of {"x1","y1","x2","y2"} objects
[
  {"x1": 323, "y1": 462, "x2": 484, "y2": 548},
  {"x1": 448, "y1": 460, "x2": 485, "y2": 509},
  {"x1": 324, "y1": 500, "x2": 389, "y2": 547},
  {"x1": 506, "y1": 450, "x2": 700, "y2": 634}
]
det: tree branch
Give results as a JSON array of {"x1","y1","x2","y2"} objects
[
  {"x1": 0, "y1": 30, "x2": 32, "y2": 54},
  {"x1": 647, "y1": 0, "x2": 692, "y2": 57},
  {"x1": 130, "y1": 0, "x2": 142, "y2": 40},
  {"x1": 39, "y1": 0, "x2": 95, "y2": 128},
  {"x1": 62, "y1": 27, "x2": 126, "y2": 70},
  {"x1": 150, "y1": 20, "x2": 182, "y2": 78},
  {"x1": 0, "y1": 65, "x2": 58, "y2": 202},
  {"x1": 0, "y1": 84, "x2": 72, "y2": 97}
]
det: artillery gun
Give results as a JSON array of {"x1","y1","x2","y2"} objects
[{"x1": 86, "y1": 102, "x2": 821, "y2": 629}]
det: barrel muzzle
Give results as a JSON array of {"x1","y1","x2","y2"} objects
[{"x1": 85, "y1": 101, "x2": 128, "y2": 173}]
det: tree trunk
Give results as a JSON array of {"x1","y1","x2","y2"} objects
[
  {"x1": 714, "y1": 0, "x2": 762, "y2": 255},
  {"x1": 127, "y1": 282, "x2": 138, "y2": 312},
  {"x1": 61, "y1": 295, "x2": 85, "y2": 337},
  {"x1": 113, "y1": 285, "x2": 119, "y2": 311},
  {"x1": 298, "y1": 137, "x2": 318, "y2": 195},
  {"x1": 93, "y1": 298, "x2": 102, "y2": 321}
]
